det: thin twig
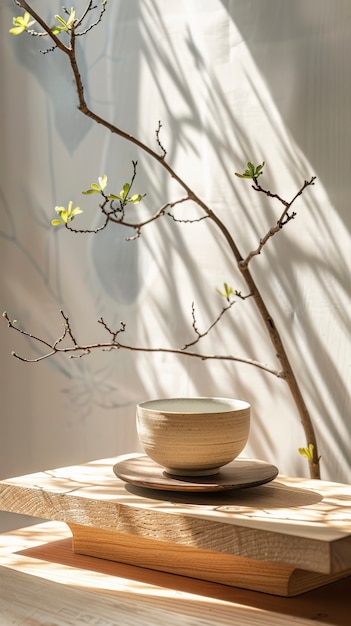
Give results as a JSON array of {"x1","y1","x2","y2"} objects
[
  {"x1": 167, "y1": 212, "x2": 209, "y2": 224},
  {"x1": 240, "y1": 177, "x2": 316, "y2": 269},
  {"x1": 182, "y1": 300, "x2": 236, "y2": 349},
  {"x1": 156, "y1": 121, "x2": 167, "y2": 158},
  {"x1": 66, "y1": 196, "x2": 191, "y2": 236}
]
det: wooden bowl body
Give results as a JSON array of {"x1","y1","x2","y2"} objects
[{"x1": 136, "y1": 397, "x2": 250, "y2": 476}]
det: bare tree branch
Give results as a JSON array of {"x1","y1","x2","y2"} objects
[
  {"x1": 7, "y1": 2, "x2": 321, "y2": 476},
  {"x1": 3, "y1": 311, "x2": 283, "y2": 377}
]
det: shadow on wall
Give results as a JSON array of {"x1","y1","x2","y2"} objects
[
  {"x1": 217, "y1": 0, "x2": 351, "y2": 479},
  {"x1": 86, "y1": 0, "x2": 286, "y2": 465},
  {"x1": 113, "y1": 0, "x2": 351, "y2": 479},
  {"x1": 221, "y1": 0, "x2": 351, "y2": 231}
]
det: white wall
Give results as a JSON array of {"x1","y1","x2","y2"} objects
[{"x1": 1, "y1": 0, "x2": 350, "y2": 530}]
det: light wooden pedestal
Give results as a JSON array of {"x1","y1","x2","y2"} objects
[
  {"x1": 1, "y1": 521, "x2": 350, "y2": 626},
  {"x1": 1, "y1": 454, "x2": 351, "y2": 597}
]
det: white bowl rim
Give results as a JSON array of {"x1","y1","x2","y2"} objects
[{"x1": 137, "y1": 397, "x2": 250, "y2": 414}]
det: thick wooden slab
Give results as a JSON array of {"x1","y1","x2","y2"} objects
[{"x1": 1, "y1": 455, "x2": 351, "y2": 596}]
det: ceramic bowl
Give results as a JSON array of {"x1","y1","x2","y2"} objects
[{"x1": 136, "y1": 397, "x2": 250, "y2": 476}]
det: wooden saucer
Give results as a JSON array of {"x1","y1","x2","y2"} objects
[{"x1": 113, "y1": 454, "x2": 278, "y2": 492}]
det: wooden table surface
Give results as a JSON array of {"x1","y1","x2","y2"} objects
[
  {"x1": 1, "y1": 520, "x2": 350, "y2": 626},
  {"x1": 1, "y1": 456, "x2": 351, "y2": 597}
]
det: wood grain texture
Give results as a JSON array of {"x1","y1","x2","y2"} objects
[
  {"x1": 1, "y1": 521, "x2": 351, "y2": 626},
  {"x1": 69, "y1": 522, "x2": 351, "y2": 597},
  {"x1": 1, "y1": 455, "x2": 351, "y2": 596},
  {"x1": 0, "y1": 566, "x2": 221, "y2": 626}
]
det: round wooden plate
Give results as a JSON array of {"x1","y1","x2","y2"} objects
[{"x1": 113, "y1": 454, "x2": 278, "y2": 492}]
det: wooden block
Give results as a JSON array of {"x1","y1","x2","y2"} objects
[
  {"x1": 1, "y1": 455, "x2": 351, "y2": 596},
  {"x1": 69, "y1": 523, "x2": 351, "y2": 597}
]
